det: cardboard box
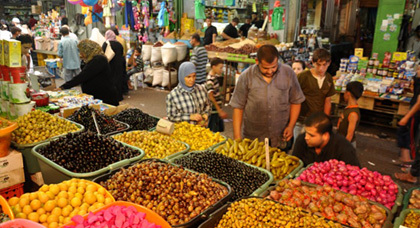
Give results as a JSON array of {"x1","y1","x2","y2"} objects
[
  {"x1": 0, "y1": 168, "x2": 24, "y2": 189},
  {"x1": 358, "y1": 97, "x2": 374, "y2": 110},
  {"x1": 0, "y1": 150, "x2": 23, "y2": 173},
  {"x1": 4, "y1": 40, "x2": 21, "y2": 67},
  {"x1": 0, "y1": 40, "x2": 4, "y2": 65},
  {"x1": 398, "y1": 102, "x2": 410, "y2": 116}
]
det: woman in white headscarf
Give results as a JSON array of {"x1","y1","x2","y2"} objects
[{"x1": 89, "y1": 28, "x2": 105, "y2": 46}]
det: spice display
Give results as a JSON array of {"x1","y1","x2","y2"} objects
[
  {"x1": 267, "y1": 179, "x2": 387, "y2": 227},
  {"x1": 113, "y1": 131, "x2": 186, "y2": 159},
  {"x1": 403, "y1": 210, "x2": 420, "y2": 228},
  {"x1": 215, "y1": 138, "x2": 301, "y2": 180},
  {"x1": 169, "y1": 122, "x2": 225, "y2": 151},
  {"x1": 38, "y1": 131, "x2": 142, "y2": 173},
  {"x1": 112, "y1": 108, "x2": 159, "y2": 131},
  {"x1": 408, "y1": 189, "x2": 420, "y2": 209},
  {"x1": 216, "y1": 198, "x2": 343, "y2": 228},
  {"x1": 68, "y1": 106, "x2": 127, "y2": 135},
  {"x1": 100, "y1": 160, "x2": 229, "y2": 226},
  {"x1": 11, "y1": 110, "x2": 79, "y2": 144},
  {"x1": 173, "y1": 151, "x2": 270, "y2": 201}
]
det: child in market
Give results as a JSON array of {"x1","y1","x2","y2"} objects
[
  {"x1": 337, "y1": 81, "x2": 364, "y2": 147},
  {"x1": 127, "y1": 46, "x2": 143, "y2": 77},
  {"x1": 206, "y1": 58, "x2": 228, "y2": 132}
]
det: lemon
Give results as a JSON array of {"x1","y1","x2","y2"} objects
[
  {"x1": 30, "y1": 199, "x2": 41, "y2": 211},
  {"x1": 84, "y1": 192, "x2": 96, "y2": 205},
  {"x1": 57, "y1": 198, "x2": 68, "y2": 208},
  {"x1": 96, "y1": 194, "x2": 105, "y2": 204},
  {"x1": 44, "y1": 200, "x2": 56, "y2": 212},
  {"x1": 51, "y1": 207, "x2": 62, "y2": 217},
  {"x1": 29, "y1": 192, "x2": 38, "y2": 201},
  {"x1": 47, "y1": 214, "x2": 59, "y2": 223},
  {"x1": 15, "y1": 212, "x2": 27, "y2": 219},
  {"x1": 36, "y1": 208, "x2": 46, "y2": 215},
  {"x1": 18, "y1": 197, "x2": 29, "y2": 208},
  {"x1": 27, "y1": 212, "x2": 39, "y2": 222},
  {"x1": 49, "y1": 185, "x2": 60, "y2": 195},
  {"x1": 86, "y1": 184, "x2": 97, "y2": 192},
  {"x1": 49, "y1": 221, "x2": 59, "y2": 228},
  {"x1": 70, "y1": 197, "x2": 81, "y2": 208},
  {"x1": 39, "y1": 214, "x2": 48, "y2": 223},
  {"x1": 22, "y1": 205, "x2": 32, "y2": 215},
  {"x1": 57, "y1": 191, "x2": 69, "y2": 199},
  {"x1": 8, "y1": 197, "x2": 19, "y2": 206}
]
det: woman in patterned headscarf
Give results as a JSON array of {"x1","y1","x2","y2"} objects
[
  {"x1": 102, "y1": 30, "x2": 124, "y2": 101},
  {"x1": 59, "y1": 39, "x2": 119, "y2": 106}
]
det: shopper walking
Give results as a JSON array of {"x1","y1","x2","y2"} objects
[
  {"x1": 58, "y1": 27, "x2": 81, "y2": 82},
  {"x1": 203, "y1": 17, "x2": 218, "y2": 45},
  {"x1": 190, "y1": 33, "x2": 208, "y2": 85},
  {"x1": 61, "y1": 25, "x2": 78, "y2": 41},
  {"x1": 59, "y1": 39, "x2": 119, "y2": 106},
  {"x1": 102, "y1": 30, "x2": 124, "y2": 101},
  {"x1": 230, "y1": 44, "x2": 305, "y2": 147},
  {"x1": 110, "y1": 26, "x2": 129, "y2": 94},
  {"x1": 166, "y1": 62, "x2": 210, "y2": 126}
]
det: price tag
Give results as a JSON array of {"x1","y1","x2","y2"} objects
[{"x1": 265, "y1": 138, "x2": 270, "y2": 172}]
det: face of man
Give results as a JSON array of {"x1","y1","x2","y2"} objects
[
  {"x1": 304, "y1": 126, "x2": 328, "y2": 148},
  {"x1": 245, "y1": 19, "x2": 251, "y2": 24},
  {"x1": 257, "y1": 58, "x2": 279, "y2": 78},
  {"x1": 189, "y1": 37, "x2": 198, "y2": 47},
  {"x1": 184, "y1": 73, "x2": 196, "y2": 87},
  {"x1": 206, "y1": 18, "x2": 212, "y2": 27},
  {"x1": 313, "y1": 60, "x2": 330, "y2": 76},
  {"x1": 213, "y1": 63, "x2": 224, "y2": 75},
  {"x1": 13, "y1": 31, "x2": 21, "y2": 38},
  {"x1": 343, "y1": 91, "x2": 350, "y2": 102},
  {"x1": 21, "y1": 43, "x2": 32, "y2": 55}
]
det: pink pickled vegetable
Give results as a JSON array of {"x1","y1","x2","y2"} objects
[
  {"x1": 64, "y1": 205, "x2": 163, "y2": 228},
  {"x1": 297, "y1": 159, "x2": 398, "y2": 209}
]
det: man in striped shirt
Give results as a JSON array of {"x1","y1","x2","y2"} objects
[{"x1": 190, "y1": 33, "x2": 208, "y2": 84}]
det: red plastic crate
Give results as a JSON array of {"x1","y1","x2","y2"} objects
[{"x1": 0, "y1": 183, "x2": 24, "y2": 200}]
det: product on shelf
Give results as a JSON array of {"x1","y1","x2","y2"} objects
[
  {"x1": 403, "y1": 210, "x2": 420, "y2": 227},
  {"x1": 112, "y1": 108, "x2": 159, "y2": 131},
  {"x1": 169, "y1": 122, "x2": 225, "y2": 151},
  {"x1": 215, "y1": 138, "x2": 301, "y2": 180},
  {"x1": 267, "y1": 179, "x2": 387, "y2": 227},
  {"x1": 173, "y1": 151, "x2": 270, "y2": 201},
  {"x1": 68, "y1": 105, "x2": 127, "y2": 135},
  {"x1": 408, "y1": 189, "x2": 420, "y2": 209},
  {"x1": 7, "y1": 179, "x2": 114, "y2": 227},
  {"x1": 99, "y1": 160, "x2": 229, "y2": 226},
  {"x1": 297, "y1": 159, "x2": 399, "y2": 209},
  {"x1": 11, "y1": 110, "x2": 79, "y2": 145},
  {"x1": 216, "y1": 198, "x2": 343, "y2": 228},
  {"x1": 113, "y1": 131, "x2": 186, "y2": 159},
  {"x1": 37, "y1": 131, "x2": 142, "y2": 173}
]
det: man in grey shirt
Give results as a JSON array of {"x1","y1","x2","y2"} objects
[{"x1": 230, "y1": 45, "x2": 305, "y2": 147}]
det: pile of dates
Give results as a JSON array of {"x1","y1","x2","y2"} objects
[{"x1": 112, "y1": 108, "x2": 159, "y2": 131}]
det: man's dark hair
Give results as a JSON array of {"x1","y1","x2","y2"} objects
[
  {"x1": 206, "y1": 16, "x2": 212, "y2": 21},
  {"x1": 293, "y1": 60, "x2": 306, "y2": 70},
  {"x1": 257, "y1": 45, "x2": 279, "y2": 63},
  {"x1": 135, "y1": 46, "x2": 142, "y2": 53},
  {"x1": 232, "y1": 17, "x2": 239, "y2": 24},
  {"x1": 60, "y1": 27, "x2": 69, "y2": 36},
  {"x1": 304, "y1": 112, "x2": 333, "y2": 135},
  {"x1": 10, "y1": 26, "x2": 21, "y2": 35},
  {"x1": 110, "y1": 26, "x2": 119, "y2": 36},
  {"x1": 30, "y1": 15, "x2": 34, "y2": 18},
  {"x1": 312, "y1": 48, "x2": 331, "y2": 63},
  {"x1": 191, "y1": 33, "x2": 200, "y2": 42},
  {"x1": 16, "y1": 34, "x2": 33, "y2": 44},
  {"x1": 210, "y1": 57, "x2": 224, "y2": 67}
]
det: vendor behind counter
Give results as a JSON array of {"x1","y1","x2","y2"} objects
[{"x1": 221, "y1": 18, "x2": 239, "y2": 40}]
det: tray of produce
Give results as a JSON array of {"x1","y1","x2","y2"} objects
[
  {"x1": 402, "y1": 187, "x2": 420, "y2": 210},
  {"x1": 112, "y1": 130, "x2": 189, "y2": 159},
  {"x1": 295, "y1": 159, "x2": 403, "y2": 214},
  {"x1": 112, "y1": 108, "x2": 160, "y2": 131},
  {"x1": 68, "y1": 105, "x2": 129, "y2": 136},
  {"x1": 0, "y1": 219, "x2": 46, "y2": 228},
  {"x1": 261, "y1": 179, "x2": 392, "y2": 228},
  {"x1": 11, "y1": 110, "x2": 84, "y2": 148},
  {"x1": 393, "y1": 209, "x2": 420, "y2": 228},
  {"x1": 198, "y1": 196, "x2": 347, "y2": 228},
  {"x1": 170, "y1": 150, "x2": 273, "y2": 201},
  {"x1": 7, "y1": 178, "x2": 115, "y2": 227},
  {"x1": 214, "y1": 138, "x2": 303, "y2": 181},
  {"x1": 164, "y1": 122, "x2": 226, "y2": 151},
  {"x1": 93, "y1": 159, "x2": 233, "y2": 227},
  {"x1": 62, "y1": 201, "x2": 171, "y2": 228},
  {"x1": 32, "y1": 131, "x2": 144, "y2": 181}
]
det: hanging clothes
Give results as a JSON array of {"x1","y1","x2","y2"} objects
[
  {"x1": 272, "y1": 7, "x2": 284, "y2": 30},
  {"x1": 158, "y1": 1, "x2": 166, "y2": 27},
  {"x1": 125, "y1": 0, "x2": 135, "y2": 28},
  {"x1": 195, "y1": 0, "x2": 206, "y2": 20}
]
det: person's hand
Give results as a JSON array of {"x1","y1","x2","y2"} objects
[
  {"x1": 283, "y1": 125, "x2": 294, "y2": 141},
  {"x1": 202, "y1": 114, "x2": 208, "y2": 121},
  {"x1": 190, "y1": 114, "x2": 203, "y2": 122},
  {"x1": 218, "y1": 110, "x2": 228, "y2": 119},
  {"x1": 399, "y1": 117, "x2": 409, "y2": 126},
  {"x1": 53, "y1": 87, "x2": 62, "y2": 91}
]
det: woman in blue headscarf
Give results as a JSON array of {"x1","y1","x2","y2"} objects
[{"x1": 166, "y1": 62, "x2": 210, "y2": 125}]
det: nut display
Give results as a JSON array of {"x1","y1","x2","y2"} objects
[
  {"x1": 215, "y1": 138, "x2": 301, "y2": 180},
  {"x1": 216, "y1": 198, "x2": 343, "y2": 228},
  {"x1": 38, "y1": 131, "x2": 142, "y2": 173},
  {"x1": 12, "y1": 110, "x2": 79, "y2": 145},
  {"x1": 408, "y1": 189, "x2": 420, "y2": 209},
  {"x1": 170, "y1": 122, "x2": 225, "y2": 151},
  {"x1": 268, "y1": 179, "x2": 387, "y2": 227},
  {"x1": 8, "y1": 179, "x2": 114, "y2": 227},
  {"x1": 112, "y1": 108, "x2": 159, "y2": 131},
  {"x1": 68, "y1": 105, "x2": 127, "y2": 135},
  {"x1": 173, "y1": 151, "x2": 269, "y2": 201},
  {"x1": 113, "y1": 131, "x2": 186, "y2": 159},
  {"x1": 100, "y1": 160, "x2": 229, "y2": 226},
  {"x1": 403, "y1": 210, "x2": 420, "y2": 227}
]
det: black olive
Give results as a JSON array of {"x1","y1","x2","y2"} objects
[{"x1": 112, "y1": 108, "x2": 159, "y2": 131}]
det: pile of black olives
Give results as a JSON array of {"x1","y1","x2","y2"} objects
[
  {"x1": 112, "y1": 108, "x2": 159, "y2": 130},
  {"x1": 38, "y1": 131, "x2": 142, "y2": 173},
  {"x1": 68, "y1": 105, "x2": 127, "y2": 135},
  {"x1": 173, "y1": 151, "x2": 270, "y2": 201}
]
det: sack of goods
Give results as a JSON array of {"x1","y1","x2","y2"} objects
[
  {"x1": 142, "y1": 44, "x2": 152, "y2": 61},
  {"x1": 162, "y1": 68, "x2": 177, "y2": 87},
  {"x1": 161, "y1": 43, "x2": 177, "y2": 65},
  {"x1": 175, "y1": 42, "x2": 188, "y2": 62},
  {"x1": 152, "y1": 66, "x2": 164, "y2": 86},
  {"x1": 150, "y1": 42, "x2": 163, "y2": 63}
]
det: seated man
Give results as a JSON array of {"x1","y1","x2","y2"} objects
[{"x1": 293, "y1": 112, "x2": 361, "y2": 167}]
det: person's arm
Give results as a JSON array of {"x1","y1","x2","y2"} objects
[
  {"x1": 212, "y1": 33, "x2": 216, "y2": 43},
  {"x1": 283, "y1": 103, "x2": 301, "y2": 141},
  {"x1": 324, "y1": 97, "x2": 332, "y2": 115},
  {"x1": 221, "y1": 31, "x2": 233, "y2": 40},
  {"x1": 209, "y1": 91, "x2": 228, "y2": 119},
  {"x1": 346, "y1": 112, "x2": 358, "y2": 142},
  {"x1": 60, "y1": 56, "x2": 106, "y2": 89},
  {"x1": 233, "y1": 108, "x2": 243, "y2": 139},
  {"x1": 399, "y1": 95, "x2": 420, "y2": 126}
]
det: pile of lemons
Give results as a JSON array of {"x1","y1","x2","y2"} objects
[
  {"x1": 8, "y1": 179, "x2": 114, "y2": 228},
  {"x1": 170, "y1": 122, "x2": 225, "y2": 151}
]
